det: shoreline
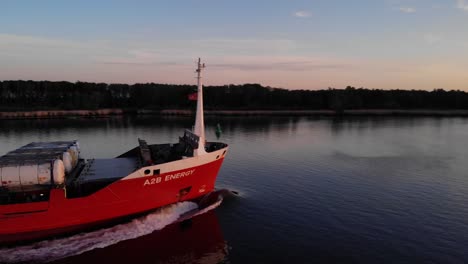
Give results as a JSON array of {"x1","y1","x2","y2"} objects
[{"x1": 1, "y1": 109, "x2": 468, "y2": 120}]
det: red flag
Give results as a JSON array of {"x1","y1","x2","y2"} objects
[{"x1": 188, "y1": 92, "x2": 197, "y2": 101}]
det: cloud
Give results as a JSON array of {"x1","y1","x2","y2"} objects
[
  {"x1": 98, "y1": 49, "x2": 173, "y2": 66},
  {"x1": 399, "y1": 7, "x2": 416, "y2": 13},
  {"x1": 293, "y1": 11, "x2": 311, "y2": 18},
  {"x1": 100, "y1": 53, "x2": 351, "y2": 73},
  {"x1": 95, "y1": 38, "x2": 299, "y2": 67},
  {"x1": 212, "y1": 61, "x2": 349, "y2": 72},
  {"x1": 457, "y1": 0, "x2": 468, "y2": 11},
  {"x1": 205, "y1": 55, "x2": 356, "y2": 73}
]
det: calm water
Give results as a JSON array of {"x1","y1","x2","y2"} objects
[{"x1": 1, "y1": 116, "x2": 468, "y2": 263}]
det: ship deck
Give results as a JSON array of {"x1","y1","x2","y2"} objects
[
  {"x1": 66, "y1": 158, "x2": 139, "y2": 198},
  {"x1": 79, "y1": 158, "x2": 139, "y2": 182}
]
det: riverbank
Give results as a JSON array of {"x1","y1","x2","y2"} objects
[{"x1": 2, "y1": 109, "x2": 468, "y2": 120}]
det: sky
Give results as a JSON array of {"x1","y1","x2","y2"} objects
[{"x1": 1, "y1": 0, "x2": 468, "y2": 91}]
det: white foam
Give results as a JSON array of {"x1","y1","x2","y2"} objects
[
  {"x1": 0, "y1": 201, "x2": 198, "y2": 263},
  {"x1": 193, "y1": 198, "x2": 223, "y2": 218}
]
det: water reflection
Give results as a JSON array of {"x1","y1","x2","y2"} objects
[
  {"x1": 51, "y1": 210, "x2": 227, "y2": 264},
  {"x1": 327, "y1": 116, "x2": 453, "y2": 135}
]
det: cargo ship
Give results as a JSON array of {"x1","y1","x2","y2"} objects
[{"x1": 0, "y1": 59, "x2": 228, "y2": 245}]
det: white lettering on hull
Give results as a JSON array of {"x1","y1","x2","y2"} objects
[{"x1": 143, "y1": 169, "x2": 195, "y2": 186}]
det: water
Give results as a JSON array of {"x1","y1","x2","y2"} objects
[{"x1": 1, "y1": 116, "x2": 468, "y2": 263}]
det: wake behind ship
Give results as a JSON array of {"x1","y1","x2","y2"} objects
[{"x1": 0, "y1": 59, "x2": 228, "y2": 245}]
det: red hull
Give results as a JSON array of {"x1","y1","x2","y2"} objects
[{"x1": 0, "y1": 157, "x2": 225, "y2": 245}]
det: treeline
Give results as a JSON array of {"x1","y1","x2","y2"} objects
[{"x1": 1, "y1": 80, "x2": 467, "y2": 111}]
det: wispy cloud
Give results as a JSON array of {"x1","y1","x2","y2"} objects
[
  {"x1": 293, "y1": 10, "x2": 311, "y2": 18},
  {"x1": 207, "y1": 55, "x2": 356, "y2": 73},
  {"x1": 457, "y1": 0, "x2": 468, "y2": 11},
  {"x1": 93, "y1": 38, "x2": 300, "y2": 66},
  {"x1": 399, "y1": 7, "x2": 416, "y2": 13},
  {"x1": 99, "y1": 50, "x2": 160, "y2": 65},
  {"x1": 212, "y1": 61, "x2": 349, "y2": 72}
]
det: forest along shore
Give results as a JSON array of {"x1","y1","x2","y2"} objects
[
  {"x1": 2, "y1": 109, "x2": 468, "y2": 120},
  {"x1": 2, "y1": 81, "x2": 468, "y2": 119}
]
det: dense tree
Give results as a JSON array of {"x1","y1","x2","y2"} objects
[{"x1": 0, "y1": 81, "x2": 467, "y2": 111}]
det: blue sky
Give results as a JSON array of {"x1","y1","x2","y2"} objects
[{"x1": 1, "y1": 0, "x2": 468, "y2": 90}]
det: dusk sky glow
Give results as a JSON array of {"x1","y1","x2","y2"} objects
[{"x1": 1, "y1": 0, "x2": 468, "y2": 90}]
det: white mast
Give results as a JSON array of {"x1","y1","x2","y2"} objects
[{"x1": 194, "y1": 58, "x2": 207, "y2": 156}]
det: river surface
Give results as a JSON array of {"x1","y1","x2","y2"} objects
[{"x1": 1, "y1": 116, "x2": 468, "y2": 263}]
